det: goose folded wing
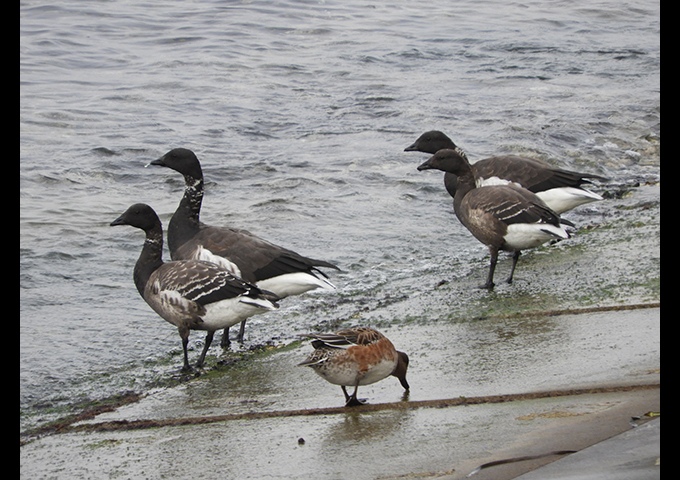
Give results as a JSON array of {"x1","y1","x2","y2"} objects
[
  {"x1": 527, "y1": 168, "x2": 608, "y2": 193},
  {"x1": 475, "y1": 188, "x2": 562, "y2": 227},
  {"x1": 252, "y1": 252, "x2": 337, "y2": 281},
  {"x1": 177, "y1": 225, "x2": 339, "y2": 283},
  {"x1": 494, "y1": 199, "x2": 562, "y2": 227},
  {"x1": 156, "y1": 261, "x2": 256, "y2": 306},
  {"x1": 474, "y1": 156, "x2": 551, "y2": 186},
  {"x1": 474, "y1": 156, "x2": 607, "y2": 192}
]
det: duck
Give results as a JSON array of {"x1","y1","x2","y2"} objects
[
  {"x1": 149, "y1": 148, "x2": 339, "y2": 346},
  {"x1": 298, "y1": 327, "x2": 409, "y2": 406},
  {"x1": 417, "y1": 149, "x2": 573, "y2": 289},
  {"x1": 110, "y1": 203, "x2": 279, "y2": 371},
  {"x1": 405, "y1": 130, "x2": 607, "y2": 214}
]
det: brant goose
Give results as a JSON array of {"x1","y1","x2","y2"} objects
[
  {"x1": 298, "y1": 327, "x2": 409, "y2": 406},
  {"x1": 150, "y1": 148, "x2": 339, "y2": 345},
  {"x1": 110, "y1": 203, "x2": 279, "y2": 371},
  {"x1": 405, "y1": 130, "x2": 607, "y2": 214},
  {"x1": 418, "y1": 149, "x2": 573, "y2": 289}
]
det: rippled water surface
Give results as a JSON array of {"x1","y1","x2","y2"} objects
[{"x1": 20, "y1": 0, "x2": 659, "y2": 431}]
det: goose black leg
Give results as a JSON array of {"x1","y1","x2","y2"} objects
[
  {"x1": 220, "y1": 321, "x2": 247, "y2": 348},
  {"x1": 236, "y1": 320, "x2": 247, "y2": 343},
  {"x1": 178, "y1": 326, "x2": 192, "y2": 372},
  {"x1": 220, "y1": 327, "x2": 231, "y2": 348},
  {"x1": 195, "y1": 331, "x2": 215, "y2": 368},
  {"x1": 506, "y1": 251, "x2": 521, "y2": 284},
  {"x1": 480, "y1": 247, "x2": 498, "y2": 290}
]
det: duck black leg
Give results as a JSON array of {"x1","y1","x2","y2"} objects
[
  {"x1": 480, "y1": 248, "x2": 498, "y2": 290},
  {"x1": 341, "y1": 386, "x2": 350, "y2": 403},
  {"x1": 195, "y1": 331, "x2": 215, "y2": 368},
  {"x1": 506, "y1": 251, "x2": 521, "y2": 284},
  {"x1": 344, "y1": 383, "x2": 365, "y2": 407}
]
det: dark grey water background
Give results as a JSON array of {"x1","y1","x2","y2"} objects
[{"x1": 20, "y1": 0, "x2": 659, "y2": 432}]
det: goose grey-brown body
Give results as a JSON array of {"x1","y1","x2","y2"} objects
[
  {"x1": 110, "y1": 203, "x2": 279, "y2": 370},
  {"x1": 417, "y1": 149, "x2": 572, "y2": 289},
  {"x1": 406, "y1": 131, "x2": 607, "y2": 214},
  {"x1": 150, "y1": 148, "x2": 339, "y2": 345}
]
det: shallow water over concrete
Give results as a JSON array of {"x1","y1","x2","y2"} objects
[
  {"x1": 20, "y1": 307, "x2": 659, "y2": 479},
  {"x1": 74, "y1": 306, "x2": 660, "y2": 423}
]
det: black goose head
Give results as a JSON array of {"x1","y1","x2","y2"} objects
[
  {"x1": 150, "y1": 148, "x2": 203, "y2": 180},
  {"x1": 110, "y1": 203, "x2": 161, "y2": 233},
  {"x1": 417, "y1": 149, "x2": 471, "y2": 175},
  {"x1": 405, "y1": 130, "x2": 457, "y2": 154}
]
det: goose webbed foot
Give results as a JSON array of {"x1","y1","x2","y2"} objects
[{"x1": 180, "y1": 363, "x2": 193, "y2": 373}]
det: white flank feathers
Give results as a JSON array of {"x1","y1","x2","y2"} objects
[
  {"x1": 536, "y1": 187, "x2": 603, "y2": 214},
  {"x1": 199, "y1": 296, "x2": 277, "y2": 331},
  {"x1": 256, "y1": 272, "x2": 336, "y2": 298},
  {"x1": 318, "y1": 357, "x2": 396, "y2": 387},
  {"x1": 504, "y1": 223, "x2": 569, "y2": 250},
  {"x1": 356, "y1": 359, "x2": 398, "y2": 385}
]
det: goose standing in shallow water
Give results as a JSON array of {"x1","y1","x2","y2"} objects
[
  {"x1": 405, "y1": 130, "x2": 607, "y2": 214},
  {"x1": 298, "y1": 327, "x2": 409, "y2": 407},
  {"x1": 417, "y1": 149, "x2": 573, "y2": 289},
  {"x1": 110, "y1": 203, "x2": 279, "y2": 371},
  {"x1": 150, "y1": 148, "x2": 339, "y2": 346}
]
